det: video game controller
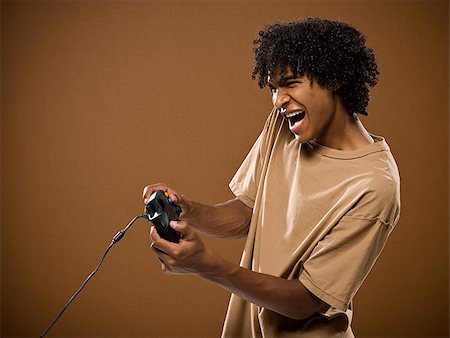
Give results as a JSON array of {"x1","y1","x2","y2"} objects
[{"x1": 145, "y1": 190, "x2": 182, "y2": 243}]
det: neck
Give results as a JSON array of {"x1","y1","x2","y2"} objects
[{"x1": 316, "y1": 113, "x2": 374, "y2": 150}]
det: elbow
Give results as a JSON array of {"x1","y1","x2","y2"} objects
[{"x1": 279, "y1": 281, "x2": 326, "y2": 320}]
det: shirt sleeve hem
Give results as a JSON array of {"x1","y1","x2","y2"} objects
[
  {"x1": 229, "y1": 180, "x2": 255, "y2": 209},
  {"x1": 299, "y1": 274, "x2": 349, "y2": 312}
]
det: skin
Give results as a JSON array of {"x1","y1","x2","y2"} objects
[
  {"x1": 143, "y1": 183, "x2": 325, "y2": 320},
  {"x1": 268, "y1": 67, "x2": 373, "y2": 149},
  {"x1": 143, "y1": 69, "x2": 374, "y2": 320}
]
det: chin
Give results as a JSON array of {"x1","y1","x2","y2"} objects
[{"x1": 293, "y1": 133, "x2": 313, "y2": 144}]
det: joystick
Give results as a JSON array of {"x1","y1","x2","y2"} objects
[{"x1": 145, "y1": 190, "x2": 182, "y2": 243}]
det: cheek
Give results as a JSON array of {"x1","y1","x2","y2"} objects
[
  {"x1": 306, "y1": 100, "x2": 335, "y2": 129},
  {"x1": 312, "y1": 91, "x2": 336, "y2": 116}
]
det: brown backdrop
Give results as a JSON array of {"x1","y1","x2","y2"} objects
[{"x1": 1, "y1": 1, "x2": 448, "y2": 337}]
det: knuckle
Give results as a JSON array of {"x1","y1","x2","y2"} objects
[
  {"x1": 177, "y1": 221, "x2": 187, "y2": 230},
  {"x1": 172, "y1": 249, "x2": 181, "y2": 259},
  {"x1": 166, "y1": 258, "x2": 177, "y2": 269},
  {"x1": 156, "y1": 182, "x2": 167, "y2": 189},
  {"x1": 144, "y1": 183, "x2": 168, "y2": 194}
]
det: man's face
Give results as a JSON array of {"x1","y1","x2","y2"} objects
[{"x1": 268, "y1": 67, "x2": 342, "y2": 145}]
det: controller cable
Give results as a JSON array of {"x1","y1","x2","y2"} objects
[{"x1": 39, "y1": 213, "x2": 148, "y2": 338}]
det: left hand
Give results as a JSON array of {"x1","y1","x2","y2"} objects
[{"x1": 149, "y1": 220, "x2": 212, "y2": 275}]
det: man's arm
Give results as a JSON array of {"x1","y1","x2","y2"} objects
[
  {"x1": 199, "y1": 251, "x2": 325, "y2": 320},
  {"x1": 182, "y1": 198, "x2": 252, "y2": 239},
  {"x1": 149, "y1": 220, "x2": 325, "y2": 320}
]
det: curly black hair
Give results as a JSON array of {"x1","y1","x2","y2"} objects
[{"x1": 252, "y1": 17, "x2": 379, "y2": 116}]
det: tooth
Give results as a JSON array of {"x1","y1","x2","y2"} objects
[{"x1": 286, "y1": 111, "x2": 302, "y2": 118}]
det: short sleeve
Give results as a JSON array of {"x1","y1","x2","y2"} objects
[
  {"x1": 229, "y1": 132, "x2": 264, "y2": 209},
  {"x1": 299, "y1": 215, "x2": 395, "y2": 311},
  {"x1": 229, "y1": 109, "x2": 280, "y2": 209}
]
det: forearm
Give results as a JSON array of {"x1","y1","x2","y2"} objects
[
  {"x1": 198, "y1": 251, "x2": 324, "y2": 320},
  {"x1": 149, "y1": 214, "x2": 323, "y2": 319},
  {"x1": 182, "y1": 198, "x2": 251, "y2": 239}
]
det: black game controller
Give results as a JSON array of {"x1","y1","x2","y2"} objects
[{"x1": 145, "y1": 190, "x2": 182, "y2": 243}]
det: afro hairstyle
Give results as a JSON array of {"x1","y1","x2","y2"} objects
[{"x1": 252, "y1": 17, "x2": 379, "y2": 116}]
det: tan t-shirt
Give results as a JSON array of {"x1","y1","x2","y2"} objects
[{"x1": 222, "y1": 109, "x2": 401, "y2": 338}]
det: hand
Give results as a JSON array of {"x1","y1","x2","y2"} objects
[
  {"x1": 142, "y1": 183, "x2": 190, "y2": 216},
  {"x1": 149, "y1": 219, "x2": 212, "y2": 275}
]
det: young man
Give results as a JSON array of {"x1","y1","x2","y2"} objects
[{"x1": 143, "y1": 18, "x2": 400, "y2": 337}]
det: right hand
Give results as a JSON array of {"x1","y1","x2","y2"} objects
[{"x1": 142, "y1": 183, "x2": 190, "y2": 216}]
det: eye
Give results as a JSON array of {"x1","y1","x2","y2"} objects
[{"x1": 286, "y1": 80, "x2": 300, "y2": 87}]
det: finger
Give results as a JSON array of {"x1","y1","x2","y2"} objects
[
  {"x1": 150, "y1": 243, "x2": 171, "y2": 262},
  {"x1": 170, "y1": 220, "x2": 195, "y2": 240},
  {"x1": 149, "y1": 230, "x2": 172, "y2": 260},
  {"x1": 149, "y1": 226, "x2": 162, "y2": 243},
  {"x1": 142, "y1": 183, "x2": 169, "y2": 204},
  {"x1": 150, "y1": 244, "x2": 179, "y2": 272},
  {"x1": 155, "y1": 256, "x2": 175, "y2": 275},
  {"x1": 149, "y1": 226, "x2": 179, "y2": 254},
  {"x1": 151, "y1": 246, "x2": 175, "y2": 275},
  {"x1": 164, "y1": 187, "x2": 183, "y2": 206},
  {"x1": 142, "y1": 183, "x2": 182, "y2": 206}
]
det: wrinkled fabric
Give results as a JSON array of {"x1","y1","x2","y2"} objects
[{"x1": 222, "y1": 109, "x2": 400, "y2": 338}]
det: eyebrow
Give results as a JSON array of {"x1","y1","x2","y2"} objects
[{"x1": 268, "y1": 74, "x2": 297, "y2": 88}]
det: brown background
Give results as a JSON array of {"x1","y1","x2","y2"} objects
[{"x1": 1, "y1": 1, "x2": 448, "y2": 337}]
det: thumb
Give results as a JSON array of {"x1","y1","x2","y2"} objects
[
  {"x1": 172, "y1": 194, "x2": 191, "y2": 216},
  {"x1": 170, "y1": 220, "x2": 193, "y2": 239}
]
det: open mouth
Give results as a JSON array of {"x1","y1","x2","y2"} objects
[{"x1": 285, "y1": 111, "x2": 305, "y2": 127}]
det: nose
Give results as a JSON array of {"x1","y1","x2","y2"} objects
[{"x1": 272, "y1": 87, "x2": 290, "y2": 110}]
